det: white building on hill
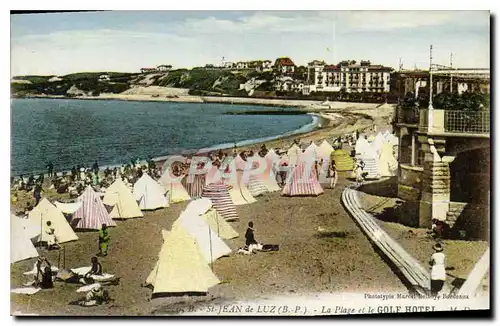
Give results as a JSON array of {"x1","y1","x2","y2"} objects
[{"x1": 303, "y1": 60, "x2": 393, "y2": 95}]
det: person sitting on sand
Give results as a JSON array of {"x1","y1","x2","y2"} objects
[
  {"x1": 44, "y1": 221, "x2": 60, "y2": 250},
  {"x1": 85, "y1": 257, "x2": 103, "y2": 279},
  {"x1": 34, "y1": 256, "x2": 54, "y2": 289},
  {"x1": 78, "y1": 284, "x2": 111, "y2": 307},
  {"x1": 244, "y1": 221, "x2": 262, "y2": 252}
]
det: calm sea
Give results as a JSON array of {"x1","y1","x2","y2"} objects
[{"x1": 11, "y1": 98, "x2": 316, "y2": 176}]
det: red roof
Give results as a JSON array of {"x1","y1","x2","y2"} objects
[
  {"x1": 275, "y1": 57, "x2": 296, "y2": 67},
  {"x1": 324, "y1": 65, "x2": 339, "y2": 71}
]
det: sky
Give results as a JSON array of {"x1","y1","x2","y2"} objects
[{"x1": 10, "y1": 10, "x2": 491, "y2": 76}]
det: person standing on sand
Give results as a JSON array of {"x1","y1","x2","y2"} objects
[
  {"x1": 98, "y1": 224, "x2": 111, "y2": 257},
  {"x1": 34, "y1": 183, "x2": 43, "y2": 206},
  {"x1": 429, "y1": 243, "x2": 446, "y2": 296},
  {"x1": 354, "y1": 158, "x2": 365, "y2": 187},
  {"x1": 328, "y1": 160, "x2": 338, "y2": 189},
  {"x1": 46, "y1": 162, "x2": 54, "y2": 178}
]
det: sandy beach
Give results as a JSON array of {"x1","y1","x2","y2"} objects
[
  {"x1": 10, "y1": 100, "x2": 487, "y2": 315},
  {"x1": 10, "y1": 102, "x2": 398, "y2": 315}
]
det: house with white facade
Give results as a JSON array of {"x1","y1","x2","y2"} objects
[
  {"x1": 236, "y1": 61, "x2": 249, "y2": 70},
  {"x1": 274, "y1": 57, "x2": 296, "y2": 75},
  {"x1": 157, "y1": 65, "x2": 172, "y2": 72},
  {"x1": 303, "y1": 60, "x2": 393, "y2": 95}
]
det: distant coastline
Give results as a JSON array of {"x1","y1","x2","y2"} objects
[{"x1": 13, "y1": 93, "x2": 324, "y2": 109}]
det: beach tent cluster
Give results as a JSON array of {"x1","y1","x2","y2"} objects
[
  {"x1": 11, "y1": 174, "x2": 168, "y2": 263},
  {"x1": 354, "y1": 131, "x2": 399, "y2": 179},
  {"x1": 146, "y1": 198, "x2": 238, "y2": 296}
]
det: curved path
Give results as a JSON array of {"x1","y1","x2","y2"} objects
[{"x1": 342, "y1": 183, "x2": 450, "y2": 296}]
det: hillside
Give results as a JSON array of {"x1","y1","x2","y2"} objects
[
  {"x1": 10, "y1": 69, "x2": 271, "y2": 99},
  {"x1": 11, "y1": 69, "x2": 390, "y2": 104}
]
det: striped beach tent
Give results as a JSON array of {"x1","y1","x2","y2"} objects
[
  {"x1": 29, "y1": 198, "x2": 79, "y2": 243},
  {"x1": 282, "y1": 162, "x2": 324, "y2": 197},
  {"x1": 145, "y1": 228, "x2": 220, "y2": 296},
  {"x1": 330, "y1": 149, "x2": 354, "y2": 171},
  {"x1": 73, "y1": 186, "x2": 116, "y2": 230},
  {"x1": 356, "y1": 145, "x2": 380, "y2": 180},
  {"x1": 182, "y1": 166, "x2": 206, "y2": 200},
  {"x1": 133, "y1": 173, "x2": 169, "y2": 210},
  {"x1": 102, "y1": 178, "x2": 144, "y2": 219},
  {"x1": 242, "y1": 157, "x2": 269, "y2": 197},
  {"x1": 201, "y1": 182, "x2": 239, "y2": 221}
]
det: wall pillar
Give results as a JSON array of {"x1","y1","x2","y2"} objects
[
  {"x1": 411, "y1": 132, "x2": 416, "y2": 166},
  {"x1": 418, "y1": 136, "x2": 450, "y2": 228}
]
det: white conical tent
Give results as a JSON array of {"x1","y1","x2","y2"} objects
[
  {"x1": 11, "y1": 215, "x2": 39, "y2": 263},
  {"x1": 355, "y1": 137, "x2": 371, "y2": 157},
  {"x1": 227, "y1": 176, "x2": 257, "y2": 205},
  {"x1": 357, "y1": 145, "x2": 380, "y2": 180},
  {"x1": 146, "y1": 228, "x2": 220, "y2": 295},
  {"x1": 185, "y1": 198, "x2": 238, "y2": 240},
  {"x1": 287, "y1": 144, "x2": 301, "y2": 166},
  {"x1": 379, "y1": 142, "x2": 398, "y2": 177},
  {"x1": 263, "y1": 150, "x2": 281, "y2": 192},
  {"x1": 28, "y1": 198, "x2": 78, "y2": 244},
  {"x1": 317, "y1": 140, "x2": 334, "y2": 159},
  {"x1": 234, "y1": 155, "x2": 247, "y2": 171},
  {"x1": 173, "y1": 210, "x2": 231, "y2": 264},
  {"x1": 304, "y1": 142, "x2": 319, "y2": 157},
  {"x1": 265, "y1": 149, "x2": 280, "y2": 162},
  {"x1": 133, "y1": 173, "x2": 169, "y2": 210},
  {"x1": 205, "y1": 166, "x2": 223, "y2": 186},
  {"x1": 103, "y1": 178, "x2": 144, "y2": 219},
  {"x1": 287, "y1": 144, "x2": 302, "y2": 157},
  {"x1": 159, "y1": 171, "x2": 191, "y2": 204},
  {"x1": 372, "y1": 133, "x2": 385, "y2": 156}
]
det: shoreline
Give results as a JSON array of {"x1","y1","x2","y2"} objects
[
  {"x1": 11, "y1": 96, "x2": 391, "y2": 176},
  {"x1": 12, "y1": 93, "x2": 382, "y2": 110}
]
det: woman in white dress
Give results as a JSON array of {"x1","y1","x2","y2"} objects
[
  {"x1": 354, "y1": 159, "x2": 365, "y2": 187},
  {"x1": 429, "y1": 243, "x2": 446, "y2": 296}
]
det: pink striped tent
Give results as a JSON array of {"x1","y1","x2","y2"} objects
[
  {"x1": 201, "y1": 182, "x2": 239, "y2": 221},
  {"x1": 282, "y1": 162, "x2": 324, "y2": 197},
  {"x1": 72, "y1": 186, "x2": 116, "y2": 230},
  {"x1": 182, "y1": 164, "x2": 207, "y2": 199}
]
